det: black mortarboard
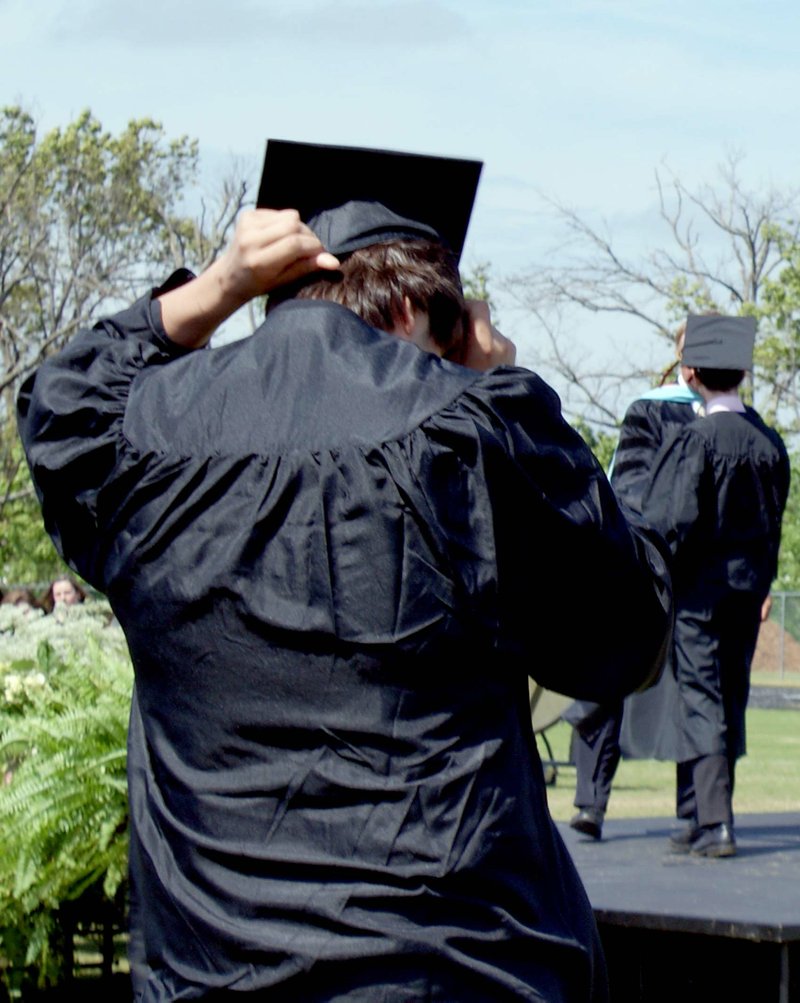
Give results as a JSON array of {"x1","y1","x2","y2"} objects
[
  {"x1": 256, "y1": 140, "x2": 482, "y2": 263},
  {"x1": 682, "y1": 314, "x2": 756, "y2": 370}
]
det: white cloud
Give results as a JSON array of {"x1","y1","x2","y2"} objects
[{"x1": 52, "y1": 0, "x2": 470, "y2": 48}]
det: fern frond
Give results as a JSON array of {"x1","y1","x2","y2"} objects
[{"x1": 0, "y1": 597, "x2": 133, "y2": 981}]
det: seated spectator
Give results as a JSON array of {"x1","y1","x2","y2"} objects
[
  {"x1": 42, "y1": 576, "x2": 86, "y2": 613},
  {"x1": 1, "y1": 587, "x2": 42, "y2": 609}
]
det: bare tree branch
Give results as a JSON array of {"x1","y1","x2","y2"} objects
[{"x1": 508, "y1": 155, "x2": 800, "y2": 436}]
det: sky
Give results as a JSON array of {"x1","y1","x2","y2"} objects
[{"x1": 3, "y1": 0, "x2": 800, "y2": 412}]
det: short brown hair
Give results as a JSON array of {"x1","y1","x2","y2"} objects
[
  {"x1": 283, "y1": 239, "x2": 468, "y2": 354},
  {"x1": 694, "y1": 368, "x2": 745, "y2": 392}
]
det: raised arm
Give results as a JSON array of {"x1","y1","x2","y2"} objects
[
  {"x1": 17, "y1": 208, "x2": 339, "y2": 586},
  {"x1": 159, "y1": 209, "x2": 340, "y2": 348},
  {"x1": 444, "y1": 300, "x2": 516, "y2": 371}
]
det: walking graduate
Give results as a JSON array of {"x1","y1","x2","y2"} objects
[
  {"x1": 568, "y1": 325, "x2": 700, "y2": 840},
  {"x1": 643, "y1": 314, "x2": 790, "y2": 857}
]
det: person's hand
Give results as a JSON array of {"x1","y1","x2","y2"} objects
[
  {"x1": 219, "y1": 209, "x2": 340, "y2": 304},
  {"x1": 159, "y1": 209, "x2": 340, "y2": 348},
  {"x1": 449, "y1": 300, "x2": 516, "y2": 371}
]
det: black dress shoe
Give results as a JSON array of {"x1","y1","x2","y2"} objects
[
  {"x1": 668, "y1": 822, "x2": 699, "y2": 854},
  {"x1": 689, "y1": 822, "x2": 737, "y2": 858},
  {"x1": 569, "y1": 809, "x2": 604, "y2": 840}
]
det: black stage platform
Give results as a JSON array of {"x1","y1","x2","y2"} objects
[{"x1": 558, "y1": 812, "x2": 800, "y2": 1003}]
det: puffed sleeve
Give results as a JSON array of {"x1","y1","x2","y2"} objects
[
  {"x1": 424, "y1": 368, "x2": 673, "y2": 703},
  {"x1": 642, "y1": 426, "x2": 709, "y2": 561},
  {"x1": 610, "y1": 399, "x2": 664, "y2": 516},
  {"x1": 17, "y1": 273, "x2": 195, "y2": 589}
]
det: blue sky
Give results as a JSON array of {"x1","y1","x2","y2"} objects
[{"x1": 3, "y1": 0, "x2": 800, "y2": 402}]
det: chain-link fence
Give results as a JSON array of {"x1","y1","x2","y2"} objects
[{"x1": 752, "y1": 591, "x2": 800, "y2": 678}]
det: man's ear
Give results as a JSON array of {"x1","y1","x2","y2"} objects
[{"x1": 396, "y1": 296, "x2": 417, "y2": 338}]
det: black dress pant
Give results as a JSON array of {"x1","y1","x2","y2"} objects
[
  {"x1": 676, "y1": 753, "x2": 736, "y2": 827},
  {"x1": 571, "y1": 703, "x2": 623, "y2": 813},
  {"x1": 673, "y1": 590, "x2": 763, "y2": 829}
]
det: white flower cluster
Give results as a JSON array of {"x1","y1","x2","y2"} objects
[
  {"x1": 1, "y1": 598, "x2": 131, "y2": 716},
  {"x1": 3, "y1": 669, "x2": 48, "y2": 705},
  {"x1": 0, "y1": 600, "x2": 124, "y2": 667}
]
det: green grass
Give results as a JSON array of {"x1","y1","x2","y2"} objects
[
  {"x1": 750, "y1": 672, "x2": 800, "y2": 687},
  {"x1": 538, "y1": 708, "x2": 800, "y2": 822}
]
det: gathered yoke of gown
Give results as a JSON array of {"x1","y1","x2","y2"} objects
[{"x1": 18, "y1": 280, "x2": 671, "y2": 1002}]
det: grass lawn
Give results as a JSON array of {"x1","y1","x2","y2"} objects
[
  {"x1": 750, "y1": 670, "x2": 800, "y2": 687},
  {"x1": 538, "y1": 707, "x2": 800, "y2": 822}
]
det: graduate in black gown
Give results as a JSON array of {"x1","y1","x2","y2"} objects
[
  {"x1": 643, "y1": 315, "x2": 790, "y2": 857},
  {"x1": 18, "y1": 141, "x2": 671, "y2": 1001},
  {"x1": 568, "y1": 329, "x2": 700, "y2": 840}
]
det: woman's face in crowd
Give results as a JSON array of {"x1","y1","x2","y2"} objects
[{"x1": 52, "y1": 579, "x2": 81, "y2": 606}]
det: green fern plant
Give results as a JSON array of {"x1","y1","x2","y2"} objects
[{"x1": 0, "y1": 603, "x2": 132, "y2": 989}]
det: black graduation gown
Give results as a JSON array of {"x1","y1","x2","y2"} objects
[
  {"x1": 642, "y1": 408, "x2": 789, "y2": 763},
  {"x1": 615, "y1": 395, "x2": 698, "y2": 760},
  {"x1": 567, "y1": 393, "x2": 696, "y2": 762},
  {"x1": 611, "y1": 396, "x2": 699, "y2": 518},
  {"x1": 18, "y1": 286, "x2": 670, "y2": 1002}
]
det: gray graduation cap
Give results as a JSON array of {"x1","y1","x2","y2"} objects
[
  {"x1": 256, "y1": 140, "x2": 482, "y2": 263},
  {"x1": 682, "y1": 314, "x2": 756, "y2": 370}
]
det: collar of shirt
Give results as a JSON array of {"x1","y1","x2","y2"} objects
[
  {"x1": 675, "y1": 373, "x2": 705, "y2": 414},
  {"x1": 706, "y1": 393, "x2": 746, "y2": 415}
]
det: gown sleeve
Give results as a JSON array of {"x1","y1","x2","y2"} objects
[
  {"x1": 609, "y1": 399, "x2": 664, "y2": 515},
  {"x1": 426, "y1": 368, "x2": 673, "y2": 703},
  {"x1": 642, "y1": 425, "x2": 709, "y2": 561},
  {"x1": 16, "y1": 275, "x2": 194, "y2": 589}
]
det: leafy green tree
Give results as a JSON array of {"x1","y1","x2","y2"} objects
[
  {"x1": 0, "y1": 431, "x2": 61, "y2": 584},
  {"x1": 570, "y1": 419, "x2": 617, "y2": 473},
  {"x1": 0, "y1": 107, "x2": 248, "y2": 585},
  {"x1": 774, "y1": 454, "x2": 800, "y2": 591},
  {"x1": 756, "y1": 224, "x2": 800, "y2": 430},
  {"x1": 757, "y1": 237, "x2": 800, "y2": 590},
  {"x1": 462, "y1": 261, "x2": 496, "y2": 314}
]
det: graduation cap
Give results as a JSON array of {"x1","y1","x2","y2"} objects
[
  {"x1": 256, "y1": 140, "x2": 482, "y2": 263},
  {"x1": 682, "y1": 314, "x2": 756, "y2": 370}
]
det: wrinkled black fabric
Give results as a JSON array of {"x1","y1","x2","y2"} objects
[
  {"x1": 611, "y1": 398, "x2": 698, "y2": 523},
  {"x1": 643, "y1": 410, "x2": 789, "y2": 762},
  {"x1": 644, "y1": 410, "x2": 789, "y2": 598},
  {"x1": 19, "y1": 291, "x2": 671, "y2": 1001},
  {"x1": 616, "y1": 396, "x2": 698, "y2": 761},
  {"x1": 568, "y1": 395, "x2": 695, "y2": 765}
]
